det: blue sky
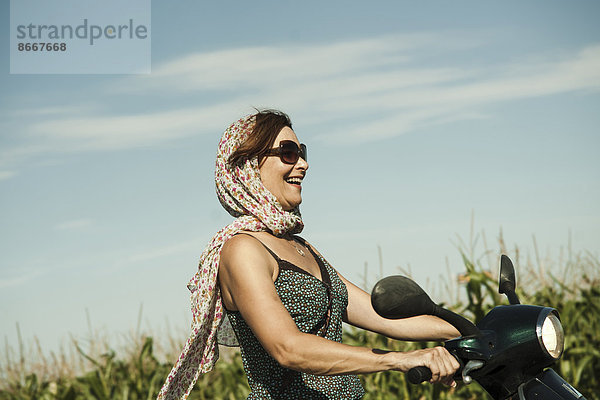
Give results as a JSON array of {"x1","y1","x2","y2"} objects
[{"x1": 1, "y1": 1, "x2": 599, "y2": 354}]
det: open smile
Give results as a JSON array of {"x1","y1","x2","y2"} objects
[{"x1": 285, "y1": 176, "x2": 303, "y2": 187}]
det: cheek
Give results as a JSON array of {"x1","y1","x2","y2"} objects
[{"x1": 259, "y1": 167, "x2": 280, "y2": 193}]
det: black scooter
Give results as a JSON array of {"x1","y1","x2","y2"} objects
[{"x1": 370, "y1": 255, "x2": 587, "y2": 400}]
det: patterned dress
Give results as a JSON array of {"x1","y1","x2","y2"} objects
[{"x1": 226, "y1": 235, "x2": 366, "y2": 399}]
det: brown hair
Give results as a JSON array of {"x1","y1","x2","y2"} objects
[{"x1": 228, "y1": 109, "x2": 292, "y2": 167}]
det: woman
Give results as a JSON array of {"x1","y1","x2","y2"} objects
[{"x1": 159, "y1": 110, "x2": 460, "y2": 400}]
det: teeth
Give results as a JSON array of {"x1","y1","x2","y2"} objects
[{"x1": 286, "y1": 177, "x2": 302, "y2": 184}]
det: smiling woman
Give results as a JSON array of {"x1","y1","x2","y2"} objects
[
  {"x1": 158, "y1": 109, "x2": 460, "y2": 400},
  {"x1": 229, "y1": 112, "x2": 308, "y2": 211}
]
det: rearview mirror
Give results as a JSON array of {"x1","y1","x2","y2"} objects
[
  {"x1": 371, "y1": 275, "x2": 436, "y2": 319},
  {"x1": 499, "y1": 254, "x2": 520, "y2": 305},
  {"x1": 371, "y1": 275, "x2": 481, "y2": 336}
]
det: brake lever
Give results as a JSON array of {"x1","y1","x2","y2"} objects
[{"x1": 461, "y1": 360, "x2": 485, "y2": 384}]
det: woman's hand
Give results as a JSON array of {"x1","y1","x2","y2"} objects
[{"x1": 392, "y1": 346, "x2": 460, "y2": 386}]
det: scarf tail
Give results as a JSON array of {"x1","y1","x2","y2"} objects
[{"x1": 157, "y1": 305, "x2": 220, "y2": 399}]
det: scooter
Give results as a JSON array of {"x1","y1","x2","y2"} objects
[{"x1": 370, "y1": 255, "x2": 587, "y2": 400}]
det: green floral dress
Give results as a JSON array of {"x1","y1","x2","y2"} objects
[{"x1": 226, "y1": 236, "x2": 365, "y2": 399}]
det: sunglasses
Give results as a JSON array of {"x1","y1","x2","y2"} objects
[{"x1": 264, "y1": 140, "x2": 307, "y2": 165}]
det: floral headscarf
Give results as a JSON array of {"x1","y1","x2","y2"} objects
[{"x1": 157, "y1": 114, "x2": 304, "y2": 400}]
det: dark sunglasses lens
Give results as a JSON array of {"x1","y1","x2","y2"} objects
[
  {"x1": 280, "y1": 142, "x2": 300, "y2": 164},
  {"x1": 300, "y1": 144, "x2": 307, "y2": 162}
]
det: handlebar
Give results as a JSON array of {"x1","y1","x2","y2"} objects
[
  {"x1": 407, "y1": 366, "x2": 432, "y2": 384},
  {"x1": 407, "y1": 354, "x2": 469, "y2": 385}
]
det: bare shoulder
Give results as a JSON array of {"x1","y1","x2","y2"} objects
[
  {"x1": 221, "y1": 233, "x2": 261, "y2": 258},
  {"x1": 220, "y1": 232, "x2": 275, "y2": 276},
  {"x1": 219, "y1": 233, "x2": 278, "y2": 311}
]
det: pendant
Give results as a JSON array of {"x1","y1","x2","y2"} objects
[{"x1": 286, "y1": 234, "x2": 306, "y2": 257}]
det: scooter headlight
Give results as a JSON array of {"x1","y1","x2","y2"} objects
[
  {"x1": 475, "y1": 305, "x2": 565, "y2": 395},
  {"x1": 539, "y1": 311, "x2": 564, "y2": 359}
]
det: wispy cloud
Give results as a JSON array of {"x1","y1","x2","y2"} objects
[
  {"x1": 0, "y1": 268, "x2": 45, "y2": 289},
  {"x1": 123, "y1": 237, "x2": 201, "y2": 264},
  {"x1": 54, "y1": 218, "x2": 94, "y2": 231},
  {"x1": 28, "y1": 106, "x2": 226, "y2": 151},
  {"x1": 3, "y1": 33, "x2": 600, "y2": 166},
  {"x1": 0, "y1": 170, "x2": 16, "y2": 181},
  {"x1": 126, "y1": 33, "x2": 450, "y2": 92},
  {"x1": 0, "y1": 235, "x2": 198, "y2": 287},
  {"x1": 102, "y1": 237, "x2": 204, "y2": 274},
  {"x1": 3, "y1": 105, "x2": 97, "y2": 118}
]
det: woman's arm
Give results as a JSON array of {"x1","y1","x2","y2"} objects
[
  {"x1": 218, "y1": 235, "x2": 459, "y2": 384},
  {"x1": 301, "y1": 240, "x2": 460, "y2": 341},
  {"x1": 338, "y1": 272, "x2": 461, "y2": 341}
]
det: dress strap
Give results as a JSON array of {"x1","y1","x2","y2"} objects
[
  {"x1": 235, "y1": 232, "x2": 282, "y2": 262},
  {"x1": 235, "y1": 234, "x2": 327, "y2": 282}
]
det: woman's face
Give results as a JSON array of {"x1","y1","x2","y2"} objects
[{"x1": 259, "y1": 126, "x2": 308, "y2": 211}]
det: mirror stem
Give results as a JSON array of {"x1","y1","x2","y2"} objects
[
  {"x1": 506, "y1": 291, "x2": 520, "y2": 305},
  {"x1": 433, "y1": 306, "x2": 481, "y2": 337}
]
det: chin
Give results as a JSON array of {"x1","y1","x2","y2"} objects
[{"x1": 283, "y1": 200, "x2": 302, "y2": 211}]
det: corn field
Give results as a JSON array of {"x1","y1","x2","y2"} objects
[{"x1": 1, "y1": 239, "x2": 598, "y2": 399}]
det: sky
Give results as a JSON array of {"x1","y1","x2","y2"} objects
[{"x1": 1, "y1": 1, "x2": 599, "y2": 356}]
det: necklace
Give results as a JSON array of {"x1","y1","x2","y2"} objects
[
  {"x1": 293, "y1": 243, "x2": 306, "y2": 257},
  {"x1": 287, "y1": 236, "x2": 305, "y2": 257}
]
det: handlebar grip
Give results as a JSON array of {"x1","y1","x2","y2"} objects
[{"x1": 407, "y1": 366, "x2": 432, "y2": 384}]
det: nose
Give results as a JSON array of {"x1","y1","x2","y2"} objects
[{"x1": 296, "y1": 155, "x2": 309, "y2": 172}]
